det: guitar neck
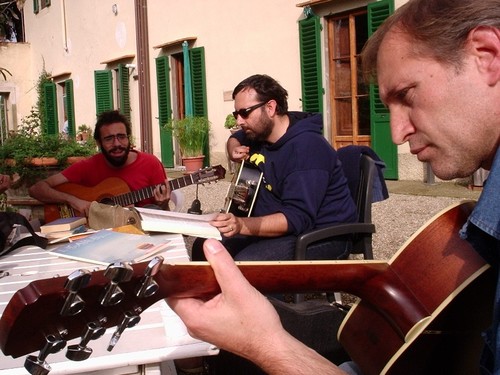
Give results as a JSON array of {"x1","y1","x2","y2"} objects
[
  {"x1": 162, "y1": 261, "x2": 428, "y2": 339},
  {"x1": 110, "y1": 175, "x2": 196, "y2": 207}
]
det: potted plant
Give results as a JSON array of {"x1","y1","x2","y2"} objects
[
  {"x1": 165, "y1": 116, "x2": 210, "y2": 172},
  {"x1": 224, "y1": 113, "x2": 239, "y2": 134},
  {"x1": 0, "y1": 133, "x2": 51, "y2": 188},
  {"x1": 77, "y1": 124, "x2": 92, "y2": 141},
  {"x1": 56, "y1": 137, "x2": 97, "y2": 165}
]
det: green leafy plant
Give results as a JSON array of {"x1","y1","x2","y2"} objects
[
  {"x1": 56, "y1": 138, "x2": 97, "y2": 163},
  {"x1": 224, "y1": 113, "x2": 238, "y2": 129},
  {"x1": 165, "y1": 116, "x2": 210, "y2": 158}
]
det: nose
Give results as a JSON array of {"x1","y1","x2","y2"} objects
[
  {"x1": 235, "y1": 115, "x2": 246, "y2": 127},
  {"x1": 389, "y1": 107, "x2": 415, "y2": 145}
]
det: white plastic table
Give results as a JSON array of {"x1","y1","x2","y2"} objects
[{"x1": 0, "y1": 234, "x2": 217, "y2": 375}]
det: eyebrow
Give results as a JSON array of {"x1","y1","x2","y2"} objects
[{"x1": 380, "y1": 87, "x2": 398, "y2": 106}]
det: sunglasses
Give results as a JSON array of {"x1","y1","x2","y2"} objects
[{"x1": 232, "y1": 101, "x2": 268, "y2": 120}]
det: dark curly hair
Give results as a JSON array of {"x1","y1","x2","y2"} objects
[
  {"x1": 93, "y1": 110, "x2": 131, "y2": 141},
  {"x1": 232, "y1": 74, "x2": 289, "y2": 115}
]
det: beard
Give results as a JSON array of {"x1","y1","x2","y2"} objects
[
  {"x1": 245, "y1": 112, "x2": 273, "y2": 142},
  {"x1": 102, "y1": 144, "x2": 131, "y2": 167}
]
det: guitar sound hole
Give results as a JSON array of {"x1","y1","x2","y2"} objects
[{"x1": 100, "y1": 198, "x2": 115, "y2": 205}]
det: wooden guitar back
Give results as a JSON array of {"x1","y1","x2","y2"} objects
[{"x1": 339, "y1": 201, "x2": 494, "y2": 375}]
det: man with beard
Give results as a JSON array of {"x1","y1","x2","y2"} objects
[
  {"x1": 29, "y1": 110, "x2": 170, "y2": 217},
  {"x1": 192, "y1": 74, "x2": 357, "y2": 261}
]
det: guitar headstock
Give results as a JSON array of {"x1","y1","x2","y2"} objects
[
  {"x1": 191, "y1": 165, "x2": 226, "y2": 184},
  {"x1": 0, "y1": 258, "x2": 220, "y2": 368}
]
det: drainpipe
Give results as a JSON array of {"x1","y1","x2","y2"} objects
[{"x1": 134, "y1": 0, "x2": 153, "y2": 153}]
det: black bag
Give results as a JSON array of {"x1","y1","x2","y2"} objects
[{"x1": 0, "y1": 212, "x2": 48, "y2": 257}]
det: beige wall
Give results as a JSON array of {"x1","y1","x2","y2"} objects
[
  {"x1": 0, "y1": 42, "x2": 35, "y2": 129},
  {"x1": 2, "y1": 0, "x2": 430, "y2": 180},
  {"x1": 147, "y1": 0, "x2": 303, "y2": 159}
]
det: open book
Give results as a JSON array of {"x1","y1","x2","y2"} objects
[
  {"x1": 49, "y1": 230, "x2": 174, "y2": 265},
  {"x1": 135, "y1": 207, "x2": 221, "y2": 240}
]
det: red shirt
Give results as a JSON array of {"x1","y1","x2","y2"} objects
[{"x1": 62, "y1": 150, "x2": 167, "y2": 207}]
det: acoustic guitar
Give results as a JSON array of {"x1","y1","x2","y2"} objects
[
  {"x1": 224, "y1": 161, "x2": 262, "y2": 216},
  {"x1": 0, "y1": 201, "x2": 494, "y2": 375},
  {"x1": 44, "y1": 165, "x2": 226, "y2": 221}
]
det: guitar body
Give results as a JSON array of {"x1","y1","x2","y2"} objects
[
  {"x1": 55, "y1": 177, "x2": 131, "y2": 203},
  {"x1": 338, "y1": 201, "x2": 494, "y2": 375},
  {"x1": 0, "y1": 201, "x2": 494, "y2": 375},
  {"x1": 43, "y1": 178, "x2": 133, "y2": 221},
  {"x1": 224, "y1": 161, "x2": 262, "y2": 217}
]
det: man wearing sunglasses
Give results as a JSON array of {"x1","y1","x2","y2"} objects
[
  {"x1": 192, "y1": 74, "x2": 357, "y2": 262},
  {"x1": 29, "y1": 110, "x2": 170, "y2": 217}
]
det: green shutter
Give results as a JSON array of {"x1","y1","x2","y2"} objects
[
  {"x1": 189, "y1": 47, "x2": 210, "y2": 166},
  {"x1": 190, "y1": 47, "x2": 207, "y2": 117},
  {"x1": 368, "y1": 0, "x2": 397, "y2": 179},
  {"x1": 94, "y1": 70, "x2": 113, "y2": 116},
  {"x1": 45, "y1": 0, "x2": 51, "y2": 6},
  {"x1": 33, "y1": 0, "x2": 39, "y2": 14},
  {"x1": 155, "y1": 56, "x2": 174, "y2": 167},
  {"x1": 118, "y1": 64, "x2": 131, "y2": 121},
  {"x1": 65, "y1": 79, "x2": 76, "y2": 137},
  {"x1": 299, "y1": 16, "x2": 323, "y2": 113},
  {"x1": 43, "y1": 82, "x2": 58, "y2": 135}
]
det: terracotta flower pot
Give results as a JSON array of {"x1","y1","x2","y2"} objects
[
  {"x1": 182, "y1": 156, "x2": 204, "y2": 173},
  {"x1": 66, "y1": 156, "x2": 88, "y2": 165},
  {"x1": 28, "y1": 157, "x2": 58, "y2": 167}
]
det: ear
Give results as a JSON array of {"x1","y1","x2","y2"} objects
[
  {"x1": 265, "y1": 99, "x2": 278, "y2": 117},
  {"x1": 469, "y1": 26, "x2": 500, "y2": 86}
]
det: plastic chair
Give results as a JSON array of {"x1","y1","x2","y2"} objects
[{"x1": 293, "y1": 153, "x2": 377, "y2": 302}]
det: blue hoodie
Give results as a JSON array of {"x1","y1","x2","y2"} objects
[{"x1": 231, "y1": 112, "x2": 357, "y2": 235}]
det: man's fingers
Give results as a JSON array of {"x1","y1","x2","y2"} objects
[{"x1": 203, "y1": 239, "x2": 250, "y2": 295}]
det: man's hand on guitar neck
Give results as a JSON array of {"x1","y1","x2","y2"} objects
[
  {"x1": 168, "y1": 239, "x2": 346, "y2": 375},
  {"x1": 152, "y1": 179, "x2": 170, "y2": 210},
  {"x1": 227, "y1": 137, "x2": 249, "y2": 162}
]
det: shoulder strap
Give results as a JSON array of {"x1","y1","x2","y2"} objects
[{"x1": 0, "y1": 213, "x2": 48, "y2": 257}]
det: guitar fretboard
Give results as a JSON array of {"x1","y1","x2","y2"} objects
[{"x1": 110, "y1": 174, "x2": 198, "y2": 207}]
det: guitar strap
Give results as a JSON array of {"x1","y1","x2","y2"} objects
[{"x1": 0, "y1": 212, "x2": 48, "y2": 257}]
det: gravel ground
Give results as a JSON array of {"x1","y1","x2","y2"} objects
[{"x1": 176, "y1": 180, "x2": 466, "y2": 261}]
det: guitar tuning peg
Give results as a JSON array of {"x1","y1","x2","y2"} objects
[
  {"x1": 24, "y1": 334, "x2": 66, "y2": 375},
  {"x1": 66, "y1": 321, "x2": 106, "y2": 361},
  {"x1": 100, "y1": 262, "x2": 134, "y2": 306},
  {"x1": 107, "y1": 309, "x2": 142, "y2": 352},
  {"x1": 136, "y1": 256, "x2": 164, "y2": 298},
  {"x1": 60, "y1": 269, "x2": 91, "y2": 316}
]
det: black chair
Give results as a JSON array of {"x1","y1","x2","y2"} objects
[{"x1": 293, "y1": 153, "x2": 377, "y2": 302}]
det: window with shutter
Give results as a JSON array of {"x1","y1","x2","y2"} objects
[
  {"x1": 0, "y1": 96, "x2": 8, "y2": 143},
  {"x1": 118, "y1": 64, "x2": 131, "y2": 121},
  {"x1": 43, "y1": 82, "x2": 58, "y2": 135},
  {"x1": 94, "y1": 70, "x2": 114, "y2": 116},
  {"x1": 155, "y1": 56, "x2": 174, "y2": 167},
  {"x1": 64, "y1": 79, "x2": 76, "y2": 137},
  {"x1": 368, "y1": 0, "x2": 397, "y2": 179},
  {"x1": 189, "y1": 47, "x2": 209, "y2": 166},
  {"x1": 189, "y1": 47, "x2": 207, "y2": 117},
  {"x1": 299, "y1": 16, "x2": 323, "y2": 114},
  {"x1": 327, "y1": 9, "x2": 370, "y2": 149},
  {"x1": 168, "y1": 45, "x2": 209, "y2": 166}
]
